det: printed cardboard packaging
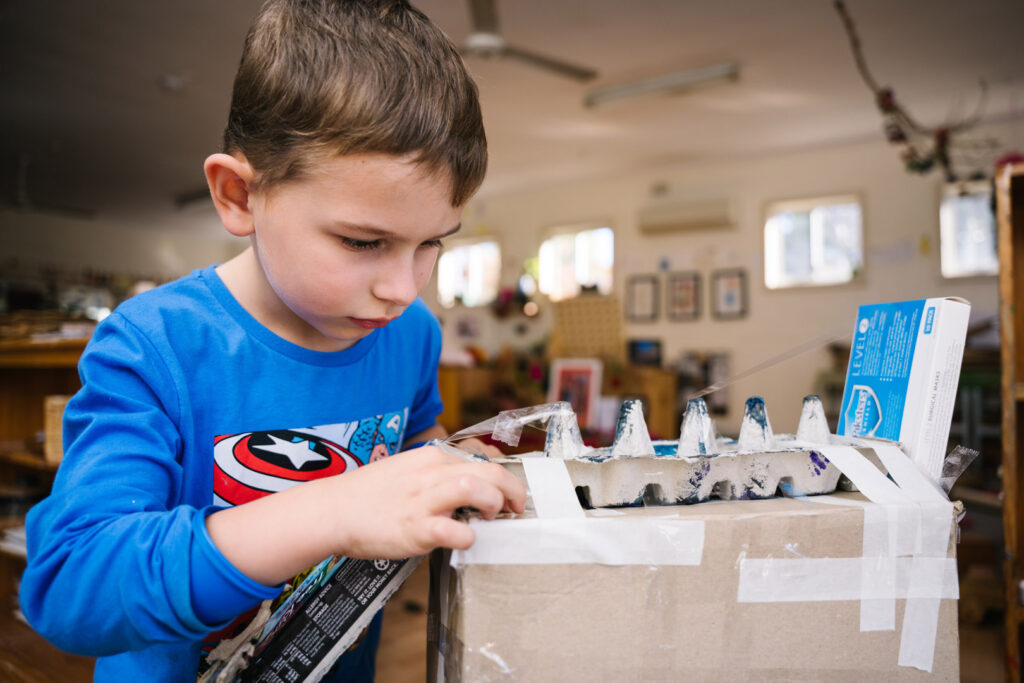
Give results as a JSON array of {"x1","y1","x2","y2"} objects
[
  {"x1": 837, "y1": 297, "x2": 971, "y2": 479},
  {"x1": 428, "y1": 494, "x2": 959, "y2": 682}
]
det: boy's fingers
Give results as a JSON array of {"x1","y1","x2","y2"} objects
[
  {"x1": 474, "y1": 462, "x2": 527, "y2": 513},
  {"x1": 405, "y1": 448, "x2": 527, "y2": 514},
  {"x1": 421, "y1": 515, "x2": 475, "y2": 551},
  {"x1": 427, "y1": 475, "x2": 506, "y2": 519},
  {"x1": 455, "y1": 437, "x2": 504, "y2": 460},
  {"x1": 449, "y1": 461, "x2": 526, "y2": 514}
]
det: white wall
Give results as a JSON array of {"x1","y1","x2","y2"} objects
[
  {"x1": 0, "y1": 206, "x2": 245, "y2": 281},
  {"x1": 436, "y1": 126, "x2": 1007, "y2": 435},
  {"x1": 2, "y1": 127, "x2": 1007, "y2": 436}
]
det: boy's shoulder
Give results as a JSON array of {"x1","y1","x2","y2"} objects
[
  {"x1": 106, "y1": 265, "x2": 223, "y2": 338},
  {"x1": 115, "y1": 266, "x2": 216, "y2": 315}
]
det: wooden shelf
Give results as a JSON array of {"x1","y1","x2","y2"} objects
[
  {"x1": 951, "y1": 485, "x2": 1003, "y2": 511},
  {"x1": 0, "y1": 542, "x2": 26, "y2": 560},
  {"x1": 0, "y1": 450, "x2": 58, "y2": 473},
  {"x1": 0, "y1": 338, "x2": 89, "y2": 369},
  {"x1": 996, "y1": 161, "x2": 1024, "y2": 682}
]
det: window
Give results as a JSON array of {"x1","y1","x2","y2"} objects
[
  {"x1": 939, "y1": 181, "x2": 997, "y2": 278},
  {"x1": 436, "y1": 240, "x2": 501, "y2": 308},
  {"x1": 537, "y1": 226, "x2": 614, "y2": 301},
  {"x1": 764, "y1": 194, "x2": 863, "y2": 289}
]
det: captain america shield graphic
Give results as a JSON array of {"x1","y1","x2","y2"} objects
[{"x1": 213, "y1": 429, "x2": 362, "y2": 506}]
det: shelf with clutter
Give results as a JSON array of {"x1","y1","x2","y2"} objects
[
  {"x1": 438, "y1": 294, "x2": 679, "y2": 445},
  {"x1": 0, "y1": 330, "x2": 87, "y2": 648}
]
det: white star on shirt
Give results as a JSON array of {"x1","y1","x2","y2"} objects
[{"x1": 255, "y1": 434, "x2": 329, "y2": 469}]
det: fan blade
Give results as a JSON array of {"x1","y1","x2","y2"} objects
[
  {"x1": 468, "y1": 0, "x2": 499, "y2": 34},
  {"x1": 502, "y1": 44, "x2": 597, "y2": 82}
]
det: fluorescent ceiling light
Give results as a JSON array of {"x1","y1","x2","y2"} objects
[{"x1": 584, "y1": 61, "x2": 740, "y2": 108}]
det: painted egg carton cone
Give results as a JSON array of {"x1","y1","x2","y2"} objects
[{"x1": 494, "y1": 395, "x2": 892, "y2": 508}]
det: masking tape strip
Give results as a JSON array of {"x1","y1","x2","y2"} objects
[
  {"x1": 736, "y1": 556, "x2": 958, "y2": 602},
  {"x1": 450, "y1": 517, "x2": 706, "y2": 566},
  {"x1": 795, "y1": 443, "x2": 909, "y2": 633},
  {"x1": 797, "y1": 442, "x2": 955, "y2": 672},
  {"x1": 860, "y1": 503, "x2": 896, "y2": 631},
  {"x1": 521, "y1": 457, "x2": 586, "y2": 519},
  {"x1": 869, "y1": 442, "x2": 954, "y2": 672},
  {"x1": 810, "y1": 496, "x2": 897, "y2": 629},
  {"x1": 798, "y1": 443, "x2": 907, "y2": 504}
]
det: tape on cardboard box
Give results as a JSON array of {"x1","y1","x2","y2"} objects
[
  {"x1": 521, "y1": 457, "x2": 586, "y2": 519},
  {"x1": 450, "y1": 516, "x2": 706, "y2": 566},
  {"x1": 781, "y1": 441, "x2": 955, "y2": 672},
  {"x1": 433, "y1": 496, "x2": 959, "y2": 681},
  {"x1": 450, "y1": 436, "x2": 955, "y2": 674},
  {"x1": 736, "y1": 556, "x2": 958, "y2": 601}
]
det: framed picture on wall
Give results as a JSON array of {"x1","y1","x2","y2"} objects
[
  {"x1": 626, "y1": 274, "x2": 659, "y2": 322},
  {"x1": 711, "y1": 269, "x2": 748, "y2": 319},
  {"x1": 667, "y1": 272, "x2": 701, "y2": 321},
  {"x1": 547, "y1": 358, "x2": 603, "y2": 428}
]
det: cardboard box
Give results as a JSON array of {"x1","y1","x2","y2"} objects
[
  {"x1": 837, "y1": 297, "x2": 970, "y2": 479},
  {"x1": 429, "y1": 495, "x2": 958, "y2": 682}
]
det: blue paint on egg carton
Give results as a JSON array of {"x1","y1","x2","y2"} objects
[{"x1": 488, "y1": 395, "x2": 889, "y2": 509}]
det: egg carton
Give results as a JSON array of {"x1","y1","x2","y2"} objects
[{"x1": 455, "y1": 396, "x2": 894, "y2": 508}]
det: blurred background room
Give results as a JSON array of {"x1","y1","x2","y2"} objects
[{"x1": 1, "y1": 1, "x2": 1023, "y2": 680}]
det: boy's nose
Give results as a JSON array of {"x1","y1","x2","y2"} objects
[{"x1": 371, "y1": 264, "x2": 419, "y2": 307}]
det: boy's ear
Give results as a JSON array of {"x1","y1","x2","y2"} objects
[{"x1": 204, "y1": 153, "x2": 256, "y2": 237}]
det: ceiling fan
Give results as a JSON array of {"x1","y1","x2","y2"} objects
[{"x1": 459, "y1": 0, "x2": 597, "y2": 82}]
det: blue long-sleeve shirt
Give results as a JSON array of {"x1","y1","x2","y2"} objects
[{"x1": 22, "y1": 266, "x2": 442, "y2": 681}]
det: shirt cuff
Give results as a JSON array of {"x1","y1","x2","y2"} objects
[{"x1": 189, "y1": 506, "x2": 283, "y2": 626}]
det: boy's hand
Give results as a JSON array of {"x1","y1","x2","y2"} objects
[
  {"x1": 206, "y1": 444, "x2": 526, "y2": 585},
  {"x1": 324, "y1": 445, "x2": 525, "y2": 560},
  {"x1": 451, "y1": 436, "x2": 505, "y2": 460}
]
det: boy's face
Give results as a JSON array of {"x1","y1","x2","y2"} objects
[{"x1": 246, "y1": 152, "x2": 461, "y2": 351}]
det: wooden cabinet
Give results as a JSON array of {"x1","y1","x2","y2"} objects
[
  {"x1": 437, "y1": 363, "x2": 678, "y2": 441},
  {"x1": 437, "y1": 365, "x2": 497, "y2": 434},
  {"x1": 0, "y1": 337, "x2": 92, "y2": 679},
  {"x1": 996, "y1": 161, "x2": 1024, "y2": 680},
  {"x1": 0, "y1": 338, "x2": 86, "y2": 482},
  {"x1": 614, "y1": 366, "x2": 678, "y2": 439}
]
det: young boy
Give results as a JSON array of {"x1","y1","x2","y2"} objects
[{"x1": 20, "y1": 1, "x2": 526, "y2": 680}]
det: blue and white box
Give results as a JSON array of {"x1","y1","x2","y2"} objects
[{"x1": 837, "y1": 297, "x2": 971, "y2": 480}]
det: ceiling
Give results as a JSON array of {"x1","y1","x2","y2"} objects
[{"x1": 1, "y1": 0, "x2": 1022, "y2": 223}]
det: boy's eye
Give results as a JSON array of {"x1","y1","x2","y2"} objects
[
  {"x1": 340, "y1": 236, "x2": 382, "y2": 251},
  {"x1": 421, "y1": 239, "x2": 443, "y2": 249}
]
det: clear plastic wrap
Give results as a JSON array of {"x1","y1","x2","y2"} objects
[{"x1": 938, "y1": 444, "x2": 980, "y2": 495}]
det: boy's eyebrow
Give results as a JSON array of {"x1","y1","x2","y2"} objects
[{"x1": 336, "y1": 222, "x2": 462, "y2": 241}]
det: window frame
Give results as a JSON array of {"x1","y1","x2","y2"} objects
[
  {"x1": 938, "y1": 180, "x2": 998, "y2": 280},
  {"x1": 435, "y1": 235, "x2": 503, "y2": 308},
  {"x1": 536, "y1": 222, "x2": 615, "y2": 302},
  {"x1": 762, "y1": 192, "x2": 865, "y2": 291}
]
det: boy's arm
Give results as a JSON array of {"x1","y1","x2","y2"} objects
[
  {"x1": 205, "y1": 444, "x2": 524, "y2": 586},
  {"x1": 403, "y1": 422, "x2": 446, "y2": 447},
  {"x1": 20, "y1": 316, "x2": 263, "y2": 656}
]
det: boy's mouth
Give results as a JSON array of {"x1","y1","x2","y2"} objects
[{"x1": 347, "y1": 316, "x2": 396, "y2": 329}]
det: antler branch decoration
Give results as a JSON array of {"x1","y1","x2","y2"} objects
[{"x1": 834, "y1": 0, "x2": 993, "y2": 181}]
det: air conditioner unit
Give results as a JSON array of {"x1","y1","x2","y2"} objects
[{"x1": 637, "y1": 198, "x2": 734, "y2": 234}]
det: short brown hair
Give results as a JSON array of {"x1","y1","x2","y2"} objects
[{"x1": 224, "y1": 0, "x2": 487, "y2": 206}]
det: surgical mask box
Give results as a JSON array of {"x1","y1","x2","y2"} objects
[
  {"x1": 837, "y1": 297, "x2": 971, "y2": 480},
  {"x1": 427, "y1": 496, "x2": 959, "y2": 682}
]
